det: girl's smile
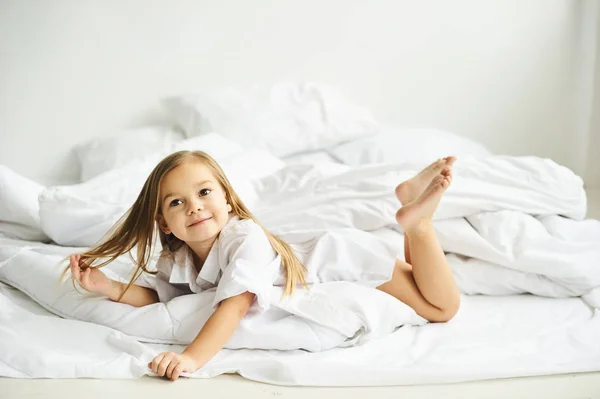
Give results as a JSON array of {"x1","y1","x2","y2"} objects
[{"x1": 188, "y1": 216, "x2": 212, "y2": 227}]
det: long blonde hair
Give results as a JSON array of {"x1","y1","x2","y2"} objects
[{"x1": 61, "y1": 150, "x2": 309, "y2": 301}]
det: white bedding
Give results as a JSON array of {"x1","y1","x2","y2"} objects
[
  {"x1": 1, "y1": 154, "x2": 600, "y2": 384},
  {"x1": 2, "y1": 276, "x2": 599, "y2": 384}
]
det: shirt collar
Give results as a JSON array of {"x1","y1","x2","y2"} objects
[
  {"x1": 198, "y1": 243, "x2": 220, "y2": 284},
  {"x1": 167, "y1": 246, "x2": 192, "y2": 284},
  {"x1": 167, "y1": 215, "x2": 240, "y2": 285},
  {"x1": 198, "y1": 215, "x2": 240, "y2": 284},
  {"x1": 167, "y1": 239, "x2": 221, "y2": 285}
]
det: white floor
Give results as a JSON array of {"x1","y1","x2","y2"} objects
[{"x1": 2, "y1": 188, "x2": 600, "y2": 399}]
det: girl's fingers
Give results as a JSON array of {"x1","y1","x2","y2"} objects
[
  {"x1": 150, "y1": 353, "x2": 166, "y2": 374},
  {"x1": 158, "y1": 355, "x2": 172, "y2": 376},
  {"x1": 81, "y1": 268, "x2": 92, "y2": 289},
  {"x1": 171, "y1": 364, "x2": 184, "y2": 381},
  {"x1": 166, "y1": 360, "x2": 178, "y2": 379},
  {"x1": 70, "y1": 261, "x2": 81, "y2": 281}
]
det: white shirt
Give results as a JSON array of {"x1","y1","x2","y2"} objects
[
  {"x1": 153, "y1": 216, "x2": 280, "y2": 312},
  {"x1": 151, "y1": 215, "x2": 398, "y2": 313}
]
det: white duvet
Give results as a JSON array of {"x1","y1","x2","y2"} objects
[{"x1": 1, "y1": 154, "x2": 600, "y2": 384}]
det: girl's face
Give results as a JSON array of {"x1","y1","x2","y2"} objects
[{"x1": 158, "y1": 160, "x2": 231, "y2": 247}]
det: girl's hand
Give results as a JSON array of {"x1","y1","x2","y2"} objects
[
  {"x1": 148, "y1": 352, "x2": 200, "y2": 381},
  {"x1": 69, "y1": 254, "x2": 113, "y2": 296}
]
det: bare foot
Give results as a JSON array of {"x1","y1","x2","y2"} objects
[
  {"x1": 395, "y1": 170, "x2": 452, "y2": 232},
  {"x1": 395, "y1": 156, "x2": 456, "y2": 205}
]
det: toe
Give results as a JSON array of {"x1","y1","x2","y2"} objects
[
  {"x1": 432, "y1": 158, "x2": 444, "y2": 168},
  {"x1": 444, "y1": 156, "x2": 457, "y2": 167},
  {"x1": 431, "y1": 175, "x2": 444, "y2": 186}
]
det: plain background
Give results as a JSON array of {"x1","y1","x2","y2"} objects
[
  {"x1": 0, "y1": 0, "x2": 599, "y2": 187},
  {"x1": 1, "y1": 3, "x2": 600, "y2": 396}
]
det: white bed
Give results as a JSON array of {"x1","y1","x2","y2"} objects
[{"x1": 1, "y1": 82, "x2": 600, "y2": 394}]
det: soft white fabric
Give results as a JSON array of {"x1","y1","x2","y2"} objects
[
  {"x1": 33, "y1": 154, "x2": 598, "y2": 298},
  {"x1": 1, "y1": 276, "x2": 599, "y2": 384},
  {"x1": 162, "y1": 81, "x2": 381, "y2": 157},
  {"x1": 0, "y1": 222, "x2": 48, "y2": 242},
  {"x1": 1, "y1": 154, "x2": 600, "y2": 382},
  {"x1": 38, "y1": 137, "x2": 285, "y2": 246},
  {"x1": 149, "y1": 216, "x2": 398, "y2": 309},
  {"x1": 328, "y1": 128, "x2": 492, "y2": 166},
  {"x1": 2, "y1": 155, "x2": 599, "y2": 347},
  {"x1": 176, "y1": 134, "x2": 287, "y2": 208},
  {"x1": 0, "y1": 165, "x2": 48, "y2": 241},
  {"x1": 254, "y1": 157, "x2": 599, "y2": 305},
  {"x1": 172, "y1": 132, "x2": 244, "y2": 158},
  {"x1": 0, "y1": 238, "x2": 424, "y2": 352},
  {"x1": 282, "y1": 150, "x2": 340, "y2": 165},
  {"x1": 151, "y1": 216, "x2": 281, "y2": 312},
  {"x1": 75, "y1": 126, "x2": 186, "y2": 181},
  {"x1": 0, "y1": 214, "x2": 406, "y2": 351}
]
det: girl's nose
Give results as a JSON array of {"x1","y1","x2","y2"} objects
[{"x1": 187, "y1": 198, "x2": 204, "y2": 214}]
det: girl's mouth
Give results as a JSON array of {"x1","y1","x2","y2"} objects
[{"x1": 189, "y1": 217, "x2": 212, "y2": 227}]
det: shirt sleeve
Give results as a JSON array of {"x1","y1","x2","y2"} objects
[{"x1": 212, "y1": 222, "x2": 281, "y2": 313}]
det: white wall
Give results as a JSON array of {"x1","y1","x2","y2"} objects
[
  {"x1": 0, "y1": 0, "x2": 598, "y2": 186},
  {"x1": 584, "y1": 2, "x2": 600, "y2": 188}
]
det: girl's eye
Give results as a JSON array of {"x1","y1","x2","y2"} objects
[{"x1": 168, "y1": 189, "x2": 210, "y2": 207}]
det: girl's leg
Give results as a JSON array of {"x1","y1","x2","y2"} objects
[
  {"x1": 378, "y1": 258, "x2": 457, "y2": 322},
  {"x1": 403, "y1": 220, "x2": 460, "y2": 312},
  {"x1": 395, "y1": 156, "x2": 455, "y2": 265},
  {"x1": 378, "y1": 161, "x2": 460, "y2": 322}
]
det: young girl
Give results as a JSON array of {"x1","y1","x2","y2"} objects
[{"x1": 65, "y1": 150, "x2": 460, "y2": 381}]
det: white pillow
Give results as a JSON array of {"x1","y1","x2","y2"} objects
[
  {"x1": 0, "y1": 165, "x2": 49, "y2": 241},
  {"x1": 168, "y1": 133, "x2": 286, "y2": 208},
  {"x1": 173, "y1": 132, "x2": 243, "y2": 161},
  {"x1": 162, "y1": 81, "x2": 382, "y2": 157},
  {"x1": 329, "y1": 128, "x2": 492, "y2": 166},
  {"x1": 75, "y1": 126, "x2": 185, "y2": 181},
  {"x1": 282, "y1": 150, "x2": 340, "y2": 165},
  {"x1": 0, "y1": 246, "x2": 414, "y2": 352},
  {"x1": 39, "y1": 136, "x2": 285, "y2": 247},
  {"x1": 0, "y1": 222, "x2": 49, "y2": 241}
]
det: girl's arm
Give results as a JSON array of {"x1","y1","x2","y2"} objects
[
  {"x1": 182, "y1": 291, "x2": 255, "y2": 366},
  {"x1": 70, "y1": 254, "x2": 159, "y2": 307},
  {"x1": 106, "y1": 280, "x2": 159, "y2": 307}
]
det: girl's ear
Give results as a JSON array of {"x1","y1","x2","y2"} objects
[
  {"x1": 227, "y1": 203, "x2": 232, "y2": 212},
  {"x1": 157, "y1": 215, "x2": 171, "y2": 234}
]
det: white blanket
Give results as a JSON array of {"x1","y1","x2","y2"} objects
[
  {"x1": 1, "y1": 154, "x2": 600, "y2": 383},
  {"x1": 32, "y1": 155, "x2": 600, "y2": 305},
  {"x1": 2, "y1": 279, "x2": 599, "y2": 384},
  {"x1": 0, "y1": 236, "x2": 426, "y2": 352},
  {"x1": 251, "y1": 157, "x2": 600, "y2": 307}
]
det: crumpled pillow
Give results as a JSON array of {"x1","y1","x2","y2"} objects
[
  {"x1": 39, "y1": 134, "x2": 286, "y2": 246},
  {"x1": 162, "y1": 80, "x2": 382, "y2": 157},
  {"x1": 74, "y1": 126, "x2": 186, "y2": 181},
  {"x1": 0, "y1": 244, "x2": 425, "y2": 352},
  {"x1": 329, "y1": 128, "x2": 492, "y2": 166},
  {"x1": 0, "y1": 165, "x2": 49, "y2": 241}
]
